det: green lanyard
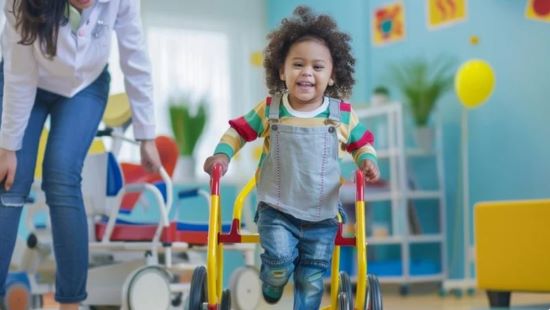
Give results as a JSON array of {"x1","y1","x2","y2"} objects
[{"x1": 66, "y1": 4, "x2": 82, "y2": 33}]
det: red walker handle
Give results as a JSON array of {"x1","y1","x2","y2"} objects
[
  {"x1": 355, "y1": 169, "x2": 365, "y2": 202},
  {"x1": 210, "y1": 164, "x2": 222, "y2": 195}
]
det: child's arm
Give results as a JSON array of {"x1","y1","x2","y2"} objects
[
  {"x1": 345, "y1": 108, "x2": 380, "y2": 182},
  {"x1": 204, "y1": 99, "x2": 269, "y2": 176}
]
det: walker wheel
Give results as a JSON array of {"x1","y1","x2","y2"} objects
[
  {"x1": 338, "y1": 292, "x2": 350, "y2": 310},
  {"x1": 220, "y1": 288, "x2": 231, "y2": 310},
  {"x1": 124, "y1": 265, "x2": 172, "y2": 310},
  {"x1": 188, "y1": 266, "x2": 207, "y2": 310},
  {"x1": 229, "y1": 266, "x2": 261, "y2": 310},
  {"x1": 365, "y1": 274, "x2": 383, "y2": 310},
  {"x1": 399, "y1": 284, "x2": 409, "y2": 296},
  {"x1": 338, "y1": 272, "x2": 353, "y2": 310},
  {"x1": 4, "y1": 282, "x2": 31, "y2": 310}
]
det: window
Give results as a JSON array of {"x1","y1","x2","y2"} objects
[
  {"x1": 148, "y1": 27, "x2": 231, "y2": 176},
  {"x1": 111, "y1": 27, "x2": 231, "y2": 179}
]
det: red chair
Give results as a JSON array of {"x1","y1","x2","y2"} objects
[{"x1": 119, "y1": 135, "x2": 179, "y2": 214}]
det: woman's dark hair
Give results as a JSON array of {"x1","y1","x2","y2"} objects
[
  {"x1": 264, "y1": 6, "x2": 355, "y2": 99},
  {"x1": 12, "y1": 0, "x2": 69, "y2": 58}
]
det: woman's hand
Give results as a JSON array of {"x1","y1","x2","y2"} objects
[
  {"x1": 361, "y1": 159, "x2": 380, "y2": 183},
  {"x1": 139, "y1": 140, "x2": 162, "y2": 173},
  {"x1": 203, "y1": 154, "x2": 229, "y2": 176},
  {"x1": 0, "y1": 148, "x2": 17, "y2": 190}
]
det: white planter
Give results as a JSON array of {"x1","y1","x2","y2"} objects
[
  {"x1": 173, "y1": 155, "x2": 197, "y2": 183},
  {"x1": 414, "y1": 126, "x2": 434, "y2": 151}
]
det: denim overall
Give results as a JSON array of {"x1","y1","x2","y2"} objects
[
  {"x1": 256, "y1": 94, "x2": 341, "y2": 309},
  {"x1": 257, "y1": 94, "x2": 342, "y2": 222}
]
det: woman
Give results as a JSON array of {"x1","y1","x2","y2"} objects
[{"x1": 0, "y1": 0, "x2": 161, "y2": 309}]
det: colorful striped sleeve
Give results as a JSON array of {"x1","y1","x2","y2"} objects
[
  {"x1": 214, "y1": 128, "x2": 244, "y2": 159},
  {"x1": 227, "y1": 99, "x2": 268, "y2": 141},
  {"x1": 345, "y1": 107, "x2": 377, "y2": 166},
  {"x1": 213, "y1": 99, "x2": 269, "y2": 159}
]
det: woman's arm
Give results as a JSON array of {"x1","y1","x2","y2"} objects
[
  {"x1": 0, "y1": 0, "x2": 38, "y2": 151},
  {"x1": 113, "y1": 0, "x2": 155, "y2": 142}
]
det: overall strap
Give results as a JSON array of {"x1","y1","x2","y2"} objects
[
  {"x1": 327, "y1": 97, "x2": 342, "y2": 123},
  {"x1": 268, "y1": 94, "x2": 282, "y2": 122}
]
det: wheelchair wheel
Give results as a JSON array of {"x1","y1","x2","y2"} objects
[
  {"x1": 4, "y1": 282, "x2": 31, "y2": 310},
  {"x1": 365, "y1": 274, "x2": 383, "y2": 310},
  {"x1": 124, "y1": 265, "x2": 172, "y2": 310},
  {"x1": 338, "y1": 292, "x2": 350, "y2": 310},
  {"x1": 220, "y1": 288, "x2": 231, "y2": 310},
  {"x1": 229, "y1": 266, "x2": 261, "y2": 310},
  {"x1": 338, "y1": 271, "x2": 353, "y2": 310},
  {"x1": 188, "y1": 266, "x2": 207, "y2": 310}
]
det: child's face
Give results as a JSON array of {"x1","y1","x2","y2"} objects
[{"x1": 280, "y1": 38, "x2": 334, "y2": 111}]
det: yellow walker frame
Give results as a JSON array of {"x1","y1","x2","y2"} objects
[{"x1": 191, "y1": 164, "x2": 383, "y2": 310}]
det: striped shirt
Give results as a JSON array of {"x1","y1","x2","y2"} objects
[{"x1": 214, "y1": 95, "x2": 377, "y2": 171}]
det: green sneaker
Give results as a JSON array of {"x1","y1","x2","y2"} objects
[{"x1": 262, "y1": 283, "x2": 284, "y2": 304}]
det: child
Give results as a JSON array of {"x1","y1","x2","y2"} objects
[{"x1": 203, "y1": 6, "x2": 379, "y2": 309}]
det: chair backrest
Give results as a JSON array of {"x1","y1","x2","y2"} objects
[
  {"x1": 119, "y1": 135, "x2": 179, "y2": 214},
  {"x1": 82, "y1": 135, "x2": 178, "y2": 216}
]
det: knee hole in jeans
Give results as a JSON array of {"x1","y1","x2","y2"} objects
[
  {"x1": 266, "y1": 267, "x2": 291, "y2": 287},
  {"x1": 0, "y1": 194, "x2": 25, "y2": 208}
]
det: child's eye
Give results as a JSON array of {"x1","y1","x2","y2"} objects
[
  {"x1": 314, "y1": 65, "x2": 324, "y2": 70},
  {"x1": 293, "y1": 63, "x2": 303, "y2": 68}
]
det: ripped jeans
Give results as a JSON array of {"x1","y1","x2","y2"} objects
[
  {"x1": 255, "y1": 202, "x2": 338, "y2": 310},
  {"x1": 0, "y1": 65, "x2": 110, "y2": 303}
]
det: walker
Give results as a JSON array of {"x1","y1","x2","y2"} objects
[{"x1": 188, "y1": 164, "x2": 383, "y2": 309}]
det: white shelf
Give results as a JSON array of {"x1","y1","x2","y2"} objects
[
  {"x1": 405, "y1": 274, "x2": 446, "y2": 283},
  {"x1": 376, "y1": 147, "x2": 436, "y2": 159},
  {"x1": 407, "y1": 190, "x2": 442, "y2": 200},
  {"x1": 343, "y1": 102, "x2": 447, "y2": 284},
  {"x1": 367, "y1": 236, "x2": 403, "y2": 245},
  {"x1": 363, "y1": 234, "x2": 443, "y2": 246},
  {"x1": 343, "y1": 147, "x2": 436, "y2": 162},
  {"x1": 408, "y1": 234, "x2": 444, "y2": 243},
  {"x1": 340, "y1": 187, "x2": 443, "y2": 203}
]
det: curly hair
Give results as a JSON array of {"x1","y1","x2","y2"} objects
[{"x1": 264, "y1": 6, "x2": 355, "y2": 99}]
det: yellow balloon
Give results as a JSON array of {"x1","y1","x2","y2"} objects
[{"x1": 455, "y1": 59, "x2": 495, "y2": 109}]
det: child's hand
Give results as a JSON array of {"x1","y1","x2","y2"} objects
[
  {"x1": 360, "y1": 159, "x2": 380, "y2": 183},
  {"x1": 203, "y1": 154, "x2": 230, "y2": 176}
]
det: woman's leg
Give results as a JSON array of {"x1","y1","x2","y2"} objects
[
  {"x1": 41, "y1": 69, "x2": 110, "y2": 304},
  {"x1": 0, "y1": 72, "x2": 51, "y2": 298}
]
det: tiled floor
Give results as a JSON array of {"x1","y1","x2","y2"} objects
[
  {"x1": 38, "y1": 284, "x2": 550, "y2": 309},
  {"x1": 256, "y1": 284, "x2": 550, "y2": 310}
]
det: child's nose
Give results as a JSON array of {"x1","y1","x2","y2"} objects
[{"x1": 301, "y1": 67, "x2": 313, "y2": 76}]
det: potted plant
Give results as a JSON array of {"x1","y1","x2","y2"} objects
[
  {"x1": 392, "y1": 57, "x2": 454, "y2": 150},
  {"x1": 169, "y1": 95, "x2": 208, "y2": 181}
]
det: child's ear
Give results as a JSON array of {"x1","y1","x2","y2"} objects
[
  {"x1": 279, "y1": 69, "x2": 285, "y2": 81},
  {"x1": 328, "y1": 78, "x2": 334, "y2": 86}
]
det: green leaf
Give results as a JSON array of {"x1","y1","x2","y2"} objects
[
  {"x1": 391, "y1": 56, "x2": 456, "y2": 127},
  {"x1": 168, "y1": 95, "x2": 209, "y2": 156}
]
